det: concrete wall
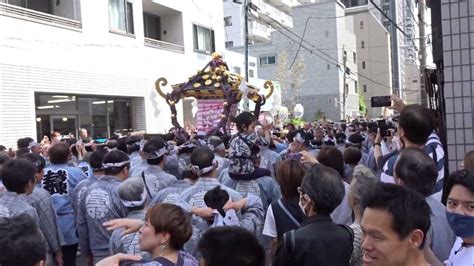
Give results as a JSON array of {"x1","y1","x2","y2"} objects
[
  {"x1": 441, "y1": 0, "x2": 474, "y2": 171},
  {"x1": 347, "y1": 7, "x2": 392, "y2": 118},
  {"x1": 245, "y1": 1, "x2": 359, "y2": 121},
  {"x1": 0, "y1": 0, "x2": 226, "y2": 148}
]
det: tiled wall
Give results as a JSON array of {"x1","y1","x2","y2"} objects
[{"x1": 441, "y1": 0, "x2": 474, "y2": 171}]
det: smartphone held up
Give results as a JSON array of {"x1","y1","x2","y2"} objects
[{"x1": 370, "y1": 96, "x2": 391, "y2": 108}]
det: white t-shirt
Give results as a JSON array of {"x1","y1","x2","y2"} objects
[
  {"x1": 262, "y1": 205, "x2": 277, "y2": 238},
  {"x1": 444, "y1": 237, "x2": 474, "y2": 266}
]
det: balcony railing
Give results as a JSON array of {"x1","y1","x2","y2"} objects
[
  {"x1": 144, "y1": 38, "x2": 184, "y2": 54},
  {"x1": 0, "y1": 2, "x2": 81, "y2": 31}
]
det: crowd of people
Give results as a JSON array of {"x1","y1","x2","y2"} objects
[{"x1": 0, "y1": 95, "x2": 473, "y2": 266}]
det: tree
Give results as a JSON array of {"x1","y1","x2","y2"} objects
[{"x1": 274, "y1": 52, "x2": 306, "y2": 114}]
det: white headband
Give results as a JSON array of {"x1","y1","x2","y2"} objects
[
  {"x1": 28, "y1": 141, "x2": 39, "y2": 149},
  {"x1": 143, "y1": 146, "x2": 167, "y2": 160},
  {"x1": 139, "y1": 139, "x2": 146, "y2": 152},
  {"x1": 102, "y1": 160, "x2": 130, "y2": 169},
  {"x1": 190, "y1": 159, "x2": 217, "y2": 176},
  {"x1": 294, "y1": 133, "x2": 305, "y2": 143},
  {"x1": 120, "y1": 189, "x2": 147, "y2": 207},
  {"x1": 208, "y1": 143, "x2": 225, "y2": 151}
]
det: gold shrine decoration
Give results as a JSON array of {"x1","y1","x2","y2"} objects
[
  {"x1": 155, "y1": 77, "x2": 168, "y2": 98},
  {"x1": 263, "y1": 80, "x2": 274, "y2": 99}
]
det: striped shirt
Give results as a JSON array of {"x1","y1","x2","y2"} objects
[{"x1": 380, "y1": 133, "x2": 445, "y2": 193}]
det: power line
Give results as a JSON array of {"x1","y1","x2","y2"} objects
[
  {"x1": 258, "y1": 15, "x2": 391, "y2": 89},
  {"x1": 252, "y1": 10, "x2": 393, "y2": 90},
  {"x1": 369, "y1": 0, "x2": 417, "y2": 47}
]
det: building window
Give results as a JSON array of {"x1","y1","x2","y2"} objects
[
  {"x1": 35, "y1": 93, "x2": 133, "y2": 140},
  {"x1": 361, "y1": 41, "x2": 365, "y2": 48},
  {"x1": 362, "y1": 61, "x2": 366, "y2": 69},
  {"x1": 363, "y1": 84, "x2": 367, "y2": 92},
  {"x1": 353, "y1": 52, "x2": 357, "y2": 64},
  {"x1": 325, "y1": 30, "x2": 329, "y2": 37},
  {"x1": 224, "y1": 16, "x2": 232, "y2": 26},
  {"x1": 354, "y1": 80, "x2": 358, "y2": 93},
  {"x1": 249, "y1": 69, "x2": 255, "y2": 78},
  {"x1": 345, "y1": 84, "x2": 349, "y2": 94},
  {"x1": 327, "y1": 64, "x2": 331, "y2": 70},
  {"x1": 249, "y1": 62, "x2": 256, "y2": 67},
  {"x1": 259, "y1": 55, "x2": 276, "y2": 66},
  {"x1": 225, "y1": 41, "x2": 234, "y2": 48},
  {"x1": 193, "y1": 24, "x2": 215, "y2": 54},
  {"x1": 143, "y1": 13, "x2": 161, "y2": 40},
  {"x1": 360, "y1": 21, "x2": 364, "y2": 29},
  {"x1": 233, "y1": 66, "x2": 241, "y2": 74},
  {"x1": 109, "y1": 0, "x2": 134, "y2": 35}
]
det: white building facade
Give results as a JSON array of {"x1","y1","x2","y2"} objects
[
  {"x1": 0, "y1": 0, "x2": 226, "y2": 148},
  {"x1": 223, "y1": 0, "x2": 295, "y2": 48}
]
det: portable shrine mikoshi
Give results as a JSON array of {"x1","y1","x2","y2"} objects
[{"x1": 155, "y1": 52, "x2": 273, "y2": 139}]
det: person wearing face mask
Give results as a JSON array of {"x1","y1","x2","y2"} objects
[
  {"x1": 426, "y1": 170, "x2": 474, "y2": 266},
  {"x1": 273, "y1": 164, "x2": 353, "y2": 266}
]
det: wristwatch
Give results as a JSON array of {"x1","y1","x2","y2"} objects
[{"x1": 373, "y1": 143, "x2": 381, "y2": 147}]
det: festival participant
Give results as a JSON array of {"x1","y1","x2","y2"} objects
[
  {"x1": 0, "y1": 214, "x2": 47, "y2": 266},
  {"x1": 0, "y1": 152, "x2": 10, "y2": 194},
  {"x1": 425, "y1": 170, "x2": 474, "y2": 266},
  {"x1": 263, "y1": 160, "x2": 305, "y2": 250},
  {"x1": 394, "y1": 148, "x2": 455, "y2": 261},
  {"x1": 198, "y1": 226, "x2": 265, "y2": 266},
  {"x1": 99, "y1": 204, "x2": 198, "y2": 266},
  {"x1": 221, "y1": 144, "x2": 281, "y2": 211},
  {"x1": 21, "y1": 153, "x2": 63, "y2": 266},
  {"x1": 228, "y1": 112, "x2": 271, "y2": 181},
  {"x1": 208, "y1": 136, "x2": 230, "y2": 177},
  {"x1": 129, "y1": 137, "x2": 176, "y2": 199},
  {"x1": 71, "y1": 149, "x2": 108, "y2": 213},
  {"x1": 0, "y1": 159, "x2": 39, "y2": 224},
  {"x1": 109, "y1": 178, "x2": 149, "y2": 259},
  {"x1": 126, "y1": 135, "x2": 144, "y2": 169},
  {"x1": 273, "y1": 164, "x2": 353, "y2": 266},
  {"x1": 177, "y1": 147, "x2": 264, "y2": 256},
  {"x1": 149, "y1": 168, "x2": 197, "y2": 206},
  {"x1": 378, "y1": 98, "x2": 444, "y2": 193},
  {"x1": 343, "y1": 147, "x2": 362, "y2": 184},
  {"x1": 77, "y1": 150, "x2": 130, "y2": 265},
  {"x1": 463, "y1": 150, "x2": 474, "y2": 171},
  {"x1": 348, "y1": 165, "x2": 378, "y2": 266},
  {"x1": 42, "y1": 143, "x2": 86, "y2": 266},
  {"x1": 258, "y1": 138, "x2": 281, "y2": 178},
  {"x1": 317, "y1": 146, "x2": 353, "y2": 225},
  {"x1": 361, "y1": 183, "x2": 431, "y2": 266}
]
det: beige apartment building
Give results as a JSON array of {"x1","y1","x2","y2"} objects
[{"x1": 346, "y1": 5, "x2": 392, "y2": 118}]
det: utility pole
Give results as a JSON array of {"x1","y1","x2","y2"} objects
[
  {"x1": 243, "y1": 0, "x2": 250, "y2": 111},
  {"x1": 418, "y1": 0, "x2": 427, "y2": 107},
  {"x1": 342, "y1": 46, "x2": 347, "y2": 120}
]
